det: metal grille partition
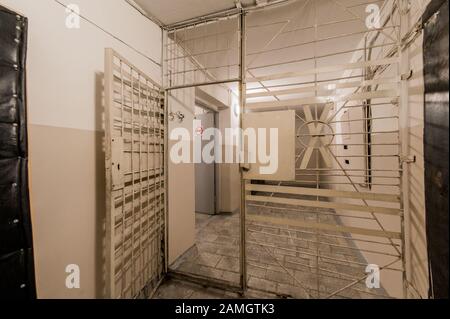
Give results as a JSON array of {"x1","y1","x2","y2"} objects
[
  {"x1": 163, "y1": 14, "x2": 245, "y2": 292},
  {"x1": 104, "y1": 48, "x2": 166, "y2": 299},
  {"x1": 243, "y1": 0, "x2": 408, "y2": 299},
  {"x1": 161, "y1": 0, "x2": 415, "y2": 299},
  {"x1": 164, "y1": 16, "x2": 241, "y2": 89}
]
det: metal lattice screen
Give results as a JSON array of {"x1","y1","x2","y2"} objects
[
  {"x1": 159, "y1": 0, "x2": 410, "y2": 299},
  {"x1": 164, "y1": 15, "x2": 241, "y2": 89},
  {"x1": 104, "y1": 49, "x2": 166, "y2": 299},
  {"x1": 163, "y1": 14, "x2": 245, "y2": 291},
  {"x1": 243, "y1": 0, "x2": 406, "y2": 299}
]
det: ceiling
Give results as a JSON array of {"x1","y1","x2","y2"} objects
[{"x1": 133, "y1": 0, "x2": 257, "y2": 25}]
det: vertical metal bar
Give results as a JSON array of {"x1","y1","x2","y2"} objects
[
  {"x1": 398, "y1": 0, "x2": 411, "y2": 299},
  {"x1": 130, "y1": 65, "x2": 136, "y2": 296},
  {"x1": 238, "y1": 11, "x2": 247, "y2": 293},
  {"x1": 119, "y1": 59, "x2": 127, "y2": 298},
  {"x1": 169, "y1": 35, "x2": 173, "y2": 87},
  {"x1": 160, "y1": 27, "x2": 166, "y2": 280},
  {"x1": 152, "y1": 87, "x2": 158, "y2": 281},
  {"x1": 363, "y1": 35, "x2": 369, "y2": 188},
  {"x1": 174, "y1": 30, "x2": 180, "y2": 83},
  {"x1": 162, "y1": 28, "x2": 170, "y2": 274},
  {"x1": 183, "y1": 28, "x2": 187, "y2": 89},
  {"x1": 164, "y1": 89, "x2": 169, "y2": 273},
  {"x1": 137, "y1": 74, "x2": 144, "y2": 290},
  {"x1": 313, "y1": 0, "x2": 320, "y2": 298},
  {"x1": 145, "y1": 79, "x2": 151, "y2": 283},
  {"x1": 104, "y1": 48, "x2": 116, "y2": 299},
  {"x1": 157, "y1": 92, "x2": 162, "y2": 279},
  {"x1": 157, "y1": 85, "x2": 164, "y2": 275}
]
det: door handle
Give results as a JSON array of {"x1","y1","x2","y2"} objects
[{"x1": 240, "y1": 163, "x2": 251, "y2": 172}]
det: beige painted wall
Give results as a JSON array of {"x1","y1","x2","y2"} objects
[
  {"x1": 0, "y1": 0, "x2": 162, "y2": 298},
  {"x1": 168, "y1": 89, "x2": 196, "y2": 265},
  {"x1": 28, "y1": 124, "x2": 106, "y2": 298},
  {"x1": 405, "y1": 0, "x2": 431, "y2": 299}
]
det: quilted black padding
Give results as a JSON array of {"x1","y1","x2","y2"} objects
[
  {"x1": 423, "y1": 0, "x2": 449, "y2": 299},
  {"x1": 0, "y1": 5, "x2": 36, "y2": 299},
  {"x1": 0, "y1": 97, "x2": 19, "y2": 123},
  {"x1": 0, "y1": 250, "x2": 34, "y2": 299}
]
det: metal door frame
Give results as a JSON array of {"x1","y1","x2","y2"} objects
[{"x1": 163, "y1": 11, "x2": 247, "y2": 293}]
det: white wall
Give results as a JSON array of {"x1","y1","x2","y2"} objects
[
  {"x1": 2, "y1": 0, "x2": 162, "y2": 131},
  {"x1": 0, "y1": 0, "x2": 162, "y2": 298}
]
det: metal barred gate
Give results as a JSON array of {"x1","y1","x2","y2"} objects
[
  {"x1": 161, "y1": 0, "x2": 410, "y2": 299},
  {"x1": 242, "y1": 0, "x2": 406, "y2": 299},
  {"x1": 104, "y1": 49, "x2": 166, "y2": 299}
]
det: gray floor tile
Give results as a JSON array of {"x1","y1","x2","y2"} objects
[{"x1": 163, "y1": 205, "x2": 391, "y2": 299}]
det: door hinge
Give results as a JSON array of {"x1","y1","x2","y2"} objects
[
  {"x1": 391, "y1": 97, "x2": 400, "y2": 106},
  {"x1": 401, "y1": 155, "x2": 416, "y2": 164},
  {"x1": 401, "y1": 70, "x2": 413, "y2": 81},
  {"x1": 240, "y1": 163, "x2": 251, "y2": 172}
]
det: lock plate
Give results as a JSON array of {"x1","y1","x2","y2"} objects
[{"x1": 111, "y1": 137, "x2": 124, "y2": 190}]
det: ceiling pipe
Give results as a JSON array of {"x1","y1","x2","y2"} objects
[
  {"x1": 165, "y1": 8, "x2": 241, "y2": 31},
  {"x1": 246, "y1": 0, "x2": 300, "y2": 12},
  {"x1": 164, "y1": 0, "x2": 301, "y2": 31}
]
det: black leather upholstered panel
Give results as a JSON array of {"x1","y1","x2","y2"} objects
[
  {"x1": 423, "y1": 0, "x2": 449, "y2": 299},
  {"x1": 0, "y1": 5, "x2": 36, "y2": 299},
  {"x1": 0, "y1": 250, "x2": 34, "y2": 300}
]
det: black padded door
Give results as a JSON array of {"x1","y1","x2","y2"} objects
[
  {"x1": 0, "y1": 5, "x2": 36, "y2": 299},
  {"x1": 423, "y1": 0, "x2": 449, "y2": 299}
]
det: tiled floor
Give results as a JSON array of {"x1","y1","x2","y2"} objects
[
  {"x1": 245, "y1": 202, "x2": 384, "y2": 299},
  {"x1": 153, "y1": 277, "x2": 238, "y2": 299},
  {"x1": 153, "y1": 277, "x2": 277, "y2": 299},
  {"x1": 170, "y1": 212, "x2": 241, "y2": 285},
  {"x1": 165, "y1": 202, "x2": 391, "y2": 299}
]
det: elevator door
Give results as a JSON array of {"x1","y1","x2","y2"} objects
[
  {"x1": 104, "y1": 48, "x2": 166, "y2": 299},
  {"x1": 195, "y1": 112, "x2": 217, "y2": 215}
]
